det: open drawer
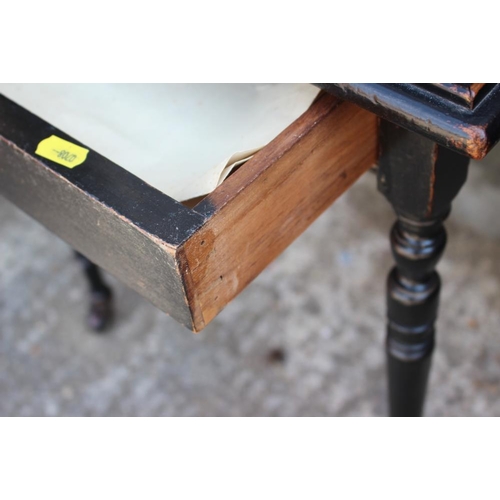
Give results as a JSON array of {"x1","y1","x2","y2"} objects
[{"x1": 0, "y1": 85, "x2": 378, "y2": 331}]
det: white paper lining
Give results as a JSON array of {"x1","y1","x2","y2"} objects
[{"x1": 0, "y1": 83, "x2": 320, "y2": 201}]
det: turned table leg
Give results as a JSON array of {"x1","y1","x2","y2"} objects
[
  {"x1": 377, "y1": 121, "x2": 469, "y2": 416},
  {"x1": 74, "y1": 251, "x2": 114, "y2": 332}
]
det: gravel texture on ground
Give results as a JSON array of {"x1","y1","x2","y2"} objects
[{"x1": 2, "y1": 148, "x2": 500, "y2": 416}]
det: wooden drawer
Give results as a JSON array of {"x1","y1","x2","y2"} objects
[{"x1": 0, "y1": 90, "x2": 377, "y2": 331}]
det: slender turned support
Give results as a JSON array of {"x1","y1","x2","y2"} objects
[
  {"x1": 378, "y1": 121, "x2": 469, "y2": 416},
  {"x1": 74, "y1": 251, "x2": 114, "y2": 332}
]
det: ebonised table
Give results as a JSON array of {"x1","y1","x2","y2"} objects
[
  {"x1": 1, "y1": 83, "x2": 499, "y2": 416},
  {"x1": 317, "y1": 83, "x2": 500, "y2": 416}
]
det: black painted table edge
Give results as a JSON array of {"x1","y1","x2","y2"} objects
[
  {"x1": 315, "y1": 83, "x2": 500, "y2": 160},
  {"x1": 0, "y1": 93, "x2": 207, "y2": 329}
]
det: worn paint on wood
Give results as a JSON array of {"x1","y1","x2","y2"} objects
[{"x1": 316, "y1": 83, "x2": 500, "y2": 159}]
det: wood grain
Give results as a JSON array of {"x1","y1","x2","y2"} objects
[
  {"x1": 0, "y1": 90, "x2": 378, "y2": 332},
  {"x1": 180, "y1": 94, "x2": 378, "y2": 331}
]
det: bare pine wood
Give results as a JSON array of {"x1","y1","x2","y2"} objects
[
  {"x1": 0, "y1": 91, "x2": 378, "y2": 331},
  {"x1": 179, "y1": 94, "x2": 378, "y2": 331}
]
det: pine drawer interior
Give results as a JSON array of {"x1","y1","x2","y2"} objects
[{"x1": 0, "y1": 85, "x2": 378, "y2": 331}]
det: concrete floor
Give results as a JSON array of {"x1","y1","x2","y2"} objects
[{"x1": 2, "y1": 147, "x2": 500, "y2": 416}]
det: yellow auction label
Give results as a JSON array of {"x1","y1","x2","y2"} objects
[{"x1": 35, "y1": 135, "x2": 89, "y2": 169}]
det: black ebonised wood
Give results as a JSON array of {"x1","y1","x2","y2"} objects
[
  {"x1": 316, "y1": 83, "x2": 500, "y2": 159},
  {"x1": 378, "y1": 120, "x2": 469, "y2": 416},
  {"x1": 75, "y1": 252, "x2": 114, "y2": 332}
]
